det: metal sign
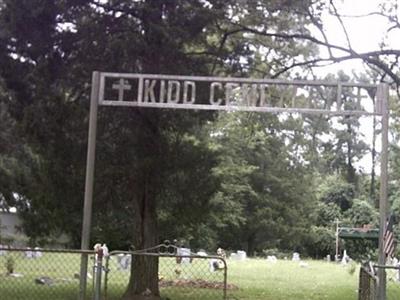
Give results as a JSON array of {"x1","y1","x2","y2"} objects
[{"x1": 98, "y1": 73, "x2": 382, "y2": 116}]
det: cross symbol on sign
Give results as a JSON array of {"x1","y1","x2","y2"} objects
[{"x1": 112, "y1": 79, "x2": 132, "y2": 101}]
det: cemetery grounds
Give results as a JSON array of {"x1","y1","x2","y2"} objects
[{"x1": 0, "y1": 250, "x2": 381, "y2": 300}]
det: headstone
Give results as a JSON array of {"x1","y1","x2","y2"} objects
[
  {"x1": 230, "y1": 250, "x2": 246, "y2": 261},
  {"x1": 117, "y1": 254, "x2": 131, "y2": 270},
  {"x1": 209, "y1": 258, "x2": 223, "y2": 272},
  {"x1": 196, "y1": 250, "x2": 207, "y2": 256},
  {"x1": 341, "y1": 250, "x2": 349, "y2": 265},
  {"x1": 267, "y1": 255, "x2": 277, "y2": 263},
  {"x1": 0, "y1": 244, "x2": 5, "y2": 256},
  {"x1": 177, "y1": 247, "x2": 191, "y2": 264},
  {"x1": 26, "y1": 248, "x2": 34, "y2": 259},
  {"x1": 237, "y1": 250, "x2": 246, "y2": 261},
  {"x1": 326, "y1": 254, "x2": 331, "y2": 262},
  {"x1": 34, "y1": 247, "x2": 42, "y2": 258},
  {"x1": 292, "y1": 252, "x2": 300, "y2": 261}
]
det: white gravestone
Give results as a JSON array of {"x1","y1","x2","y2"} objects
[
  {"x1": 177, "y1": 248, "x2": 191, "y2": 264},
  {"x1": 230, "y1": 253, "x2": 238, "y2": 260},
  {"x1": 237, "y1": 250, "x2": 247, "y2": 261},
  {"x1": 230, "y1": 250, "x2": 247, "y2": 261},
  {"x1": 292, "y1": 252, "x2": 300, "y2": 261},
  {"x1": 341, "y1": 250, "x2": 349, "y2": 265},
  {"x1": 26, "y1": 248, "x2": 34, "y2": 259},
  {"x1": 117, "y1": 254, "x2": 131, "y2": 270},
  {"x1": 34, "y1": 247, "x2": 43, "y2": 258},
  {"x1": 196, "y1": 250, "x2": 207, "y2": 256},
  {"x1": 209, "y1": 258, "x2": 223, "y2": 272}
]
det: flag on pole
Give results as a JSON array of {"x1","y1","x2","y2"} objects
[{"x1": 384, "y1": 214, "x2": 396, "y2": 258}]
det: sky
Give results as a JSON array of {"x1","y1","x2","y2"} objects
[
  {"x1": 318, "y1": 0, "x2": 400, "y2": 75},
  {"x1": 316, "y1": 0, "x2": 399, "y2": 173}
]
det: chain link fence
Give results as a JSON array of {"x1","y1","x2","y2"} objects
[
  {"x1": 358, "y1": 264, "x2": 376, "y2": 300},
  {"x1": 0, "y1": 244, "x2": 229, "y2": 300},
  {"x1": 383, "y1": 265, "x2": 400, "y2": 300},
  {"x1": 0, "y1": 247, "x2": 95, "y2": 300},
  {"x1": 359, "y1": 263, "x2": 400, "y2": 300},
  {"x1": 104, "y1": 245, "x2": 228, "y2": 300}
]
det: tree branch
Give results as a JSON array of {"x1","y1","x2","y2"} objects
[
  {"x1": 329, "y1": 0, "x2": 353, "y2": 51},
  {"x1": 231, "y1": 21, "x2": 400, "y2": 87}
]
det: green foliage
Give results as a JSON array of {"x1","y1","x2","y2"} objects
[
  {"x1": 344, "y1": 199, "x2": 378, "y2": 227},
  {"x1": 314, "y1": 202, "x2": 342, "y2": 227},
  {"x1": 208, "y1": 112, "x2": 316, "y2": 255},
  {"x1": 317, "y1": 175, "x2": 355, "y2": 211},
  {"x1": 306, "y1": 226, "x2": 335, "y2": 258}
]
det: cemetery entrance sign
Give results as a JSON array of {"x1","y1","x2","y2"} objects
[
  {"x1": 98, "y1": 73, "x2": 383, "y2": 115},
  {"x1": 79, "y1": 72, "x2": 389, "y2": 300}
]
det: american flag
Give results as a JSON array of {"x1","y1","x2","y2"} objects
[{"x1": 384, "y1": 214, "x2": 396, "y2": 258}]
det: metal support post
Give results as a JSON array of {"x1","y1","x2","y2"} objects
[
  {"x1": 377, "y1": 83, "x2": 389, "y2": 300},
  {"x1": 79, "y1": 71, "x2": 100, "y2": 300},
  {"x1": 94, "y1": 247, "x2": 104, "y2": 300}
]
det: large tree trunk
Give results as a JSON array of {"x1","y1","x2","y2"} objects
[
  {"x1": 122, "y1": 2, "x2": 174, "y2": 299},
  {"x1": 122, "y1": 175, "x2": 160, "y2": 300}
]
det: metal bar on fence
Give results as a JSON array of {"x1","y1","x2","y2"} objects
[
  {"x1": 0, "y1": 247, "x2": 95, "y2": 255},
  {"x1": 94, "y1": 248, "x2": 104, "y2": 300},
  {"x1": 374, "y1": 265, "x2": 400, "y2": 270}
]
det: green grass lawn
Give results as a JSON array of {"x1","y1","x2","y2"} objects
[
  {"x1": 1, "y1": 251, "x2": 396, "y2": 300},
  {"x1": 227, "y1": 259, "x2": 358, "y2": 300}
]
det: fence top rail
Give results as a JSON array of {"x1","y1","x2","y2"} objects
[
  {"x1": 108, "y1": 250, "x2": 226, "y2": 260},
  {"x1": 373, "y1": 264, "x2": 400, "y2": 270},
  {"x1": 360, "y1": 264, "x2": 378, "y2": 280},
  {"x1": 0, "y1": 247, "x2": 96, "y2": 255}
]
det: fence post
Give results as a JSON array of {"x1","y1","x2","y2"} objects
[
  {"x1": 358, "y1": 267, "x2": 364, "y2": 300},
  {"x1": 94, "y1": 246, "x2": 104, "y2": 300}
]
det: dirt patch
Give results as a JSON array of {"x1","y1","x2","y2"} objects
[{"x1": 159, "y1": 279, "x2": 239, "y2": 290}]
